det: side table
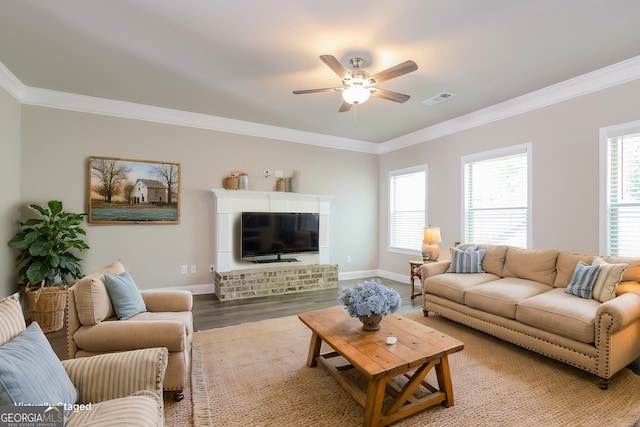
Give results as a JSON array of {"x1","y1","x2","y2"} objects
[{"x1": 409, "y1": 260, "x2": 431, "y2": 299}]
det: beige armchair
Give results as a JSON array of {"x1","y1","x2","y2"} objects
[
  {"x1": 66, "y1": 261, "x2": 193, "y2": 401},
  {"x1": 0, "y1": 293, "x2": 168, "y2": 427}
]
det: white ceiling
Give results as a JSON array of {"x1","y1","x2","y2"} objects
[{"x1": 1, "y1": 0, "x2": 640, "y2": 147}]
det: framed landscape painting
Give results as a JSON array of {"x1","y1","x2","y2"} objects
[{"x1": 88, "y1": 156, "x2": 180, "y2": 224}]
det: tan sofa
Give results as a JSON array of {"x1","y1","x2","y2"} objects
[
  {"x1": 0, "y1": 293, "x2": 168, "y2": 427},
  {"x1": 66, "y1": 261, "x2": 193, "y2": 400},
  {"x1": 420, "y1": 244, "x2": 640, "y2": 389}
]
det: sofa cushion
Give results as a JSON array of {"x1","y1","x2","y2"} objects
[
  {"x1": 448, "y1": 245, "x2": 485, "y2": 273},
  {"x1": 502, "y1": 248, "x2": 559, "y2": 286},
  {"x1": 457, "y1": 244, "x2": 508, "y2": 276},
  {"x1": 66, "y1": 393, "x2": 162, "y2": 427},
  {"x1": 554, "y1": 252, "x2": 594, "y2": 288},
  {"x1": 591, "y1": 256, "x2": 628, "y2": 302},
  {"x1": 616, "y1": 281, "x2": 640, "y2": 296},
  {"x1": 565, "y1": 261, "x2": 601, "y2": 299},
  {"x1": 424, "y1": 273, "x2": 500, "y2": 304},
  {"x1": 0, "y1": 322, "x2": 78, "y2": 415},
  {"x1": 478, "y1": 244, "x2": 509, "y2": 277},
  {"x1": 104, "y1": 272, "x2": 147, "y2": 320},
  {"x1": 131, "y1": 311, "x2": 194, "y2": 338},
  {"x1": 601, "y1": 255, "x2": 640, "y2": 282},
  {"x1": 74, "y1": 261, "x2": 125, "y2": 325},
  {"x1": 516, "y1": 288, "x2": 599, "y2": 344},
  {"x1": 464, "y1": 278, "x2": 553, "y2": 319}
]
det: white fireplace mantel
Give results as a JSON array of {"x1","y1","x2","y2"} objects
[{"x1": 210, "y1": 189, "x2": 334, "y2": 272}]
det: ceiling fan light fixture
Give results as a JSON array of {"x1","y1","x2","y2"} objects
[{"x1": 342, "y1": 85, "x2": 370, "y2": 104}]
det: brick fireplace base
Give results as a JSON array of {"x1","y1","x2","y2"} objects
[{"x1": 214, "y1": 264, "x2": 339, "y2": 301}]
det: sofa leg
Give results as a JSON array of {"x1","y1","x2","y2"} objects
[
  {"x1": 174, "y1": 390, "x2": 185, "y2": 401},
  {"x1": 423, "y1": 309, "x2": 429, "y2": 317},
  {"x1": 598, "y1": 378, "x2": 609, "y2": 390}
]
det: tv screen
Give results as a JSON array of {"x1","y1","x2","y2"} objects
[{"x1": 241, "y1": 212, "x2": 319, "y2": 262}]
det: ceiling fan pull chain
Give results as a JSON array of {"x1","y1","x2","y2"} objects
[{"x1": 353, "y1": 104, "x2": 358, "y2": 128}]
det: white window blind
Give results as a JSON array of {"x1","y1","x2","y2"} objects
[
  {"x1": 606, "y1": 132, "x2": 640, "y2": 256},
  {"x1": 463, "y1": 146, "x2": 529, "y2": 247},
  {"x1": 389, "y1": 167, "x2": 426, "y2": 252}
]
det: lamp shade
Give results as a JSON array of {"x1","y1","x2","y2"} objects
[
  {"x1": 342, "y1": 85, "x2": 371, "y2": 104},
  {"x1": 423, "y1": 226, "x2": 442, "y2": 243}
]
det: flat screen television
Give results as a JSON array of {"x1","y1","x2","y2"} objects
[{"x1": 241, "y1": 212, "x2": 320, "y2": 263}]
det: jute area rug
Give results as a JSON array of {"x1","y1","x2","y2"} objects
[{"x1": 166, "y1": 310, "x2": 640, "y2": 427}]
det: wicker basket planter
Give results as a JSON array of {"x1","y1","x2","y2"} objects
[{"x1": 25, "y1": 284, "x2": 67, "y2": 333}]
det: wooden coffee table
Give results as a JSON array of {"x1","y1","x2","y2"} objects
[{"x1": 298, "y1": 306, "x2": 464, "y2": 427}]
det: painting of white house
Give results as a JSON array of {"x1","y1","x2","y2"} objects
[{"x1": 88, "y1": 156, "x2": 180, "y2": 224}]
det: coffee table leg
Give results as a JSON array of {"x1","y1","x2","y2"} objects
[
  {"x1": 306, "y1": 332, "x2": 322, "y2": 367},
  {"x1": 363, "y1": 378, "x2": 386, "y2": 427},
  {"x1": 435, "y1": 355, "x2": 454, "y2": 407}
]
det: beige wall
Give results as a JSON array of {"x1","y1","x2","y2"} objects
[
  {"x1": 379, "y1": 79, "x2": 640, "y2": 276},
  {"x1": 5, "y1": 77, "x2": 639, "y2": 294},
  {"x1": 0, "y1": 87, "x2": 21, "y2": 297},
  {"x1": 19, "y1": 106, "x2": 379, "y2": 290}
]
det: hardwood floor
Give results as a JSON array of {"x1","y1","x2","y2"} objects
[{"x1": 192, "y1": 278, "x2": 422, "y2": 330}]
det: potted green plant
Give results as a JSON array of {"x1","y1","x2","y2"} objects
[{"x1": 8, "y1": 200, "x2": 89, "y2": 332}]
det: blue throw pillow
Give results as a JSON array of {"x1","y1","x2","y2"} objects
[
  {"x1": 104, "y1": 271, "x2": 147, "y2": 320},
  {"x1": 448, "y1": 245, "x2": 486, "y2": 273},
  {"x1": 566, "y1": 261, "x2": 601, "y2": 299},
  {"x1": 0, "y1": 322, "x2": 78, "y2": 417}
]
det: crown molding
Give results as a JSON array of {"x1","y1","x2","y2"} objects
[
  {"x1": 0, "y1": 61, "x2": 25, "y2": 100},
  {"x1": 379, "y1": 55, "x2": 640, "y2": 154},
  {"x1": 0, "y1": 61, "x2": 378, "y2": 154},
  {"x1": 2, "y1": 55, "x2": 640, "y2": 155},
  {"x1": 17, "y1": 85, "x2": 380, "y2": 154}
]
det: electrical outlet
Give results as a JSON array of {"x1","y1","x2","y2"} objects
[
  {"x1": 191, "y1": 265, "x2": 196, "y2": 274},
  {"x1": 180, "y1": 265, "x2": 188, "y2": 274},
  {"x1": 210, "y1": 264, "x2": 215, "y2": 272},
  {"x1": 347, "y1": 255, "x2": 352, "y2": 263}
]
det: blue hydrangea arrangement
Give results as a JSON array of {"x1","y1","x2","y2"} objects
[{"x1": 338, "y1": 279, "x2": 401, "y2": 318}]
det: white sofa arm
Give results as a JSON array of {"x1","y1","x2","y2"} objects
[
  {"x1": 596, "y1": 292, "x2": 640, "y2": 333},
  {"x1": 418, "y1": 261, "x2": 451, "y2": 281}
]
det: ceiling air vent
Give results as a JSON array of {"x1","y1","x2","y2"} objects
[{"x1": 421, "y1": 92, "x2": 455, "y2": 106}]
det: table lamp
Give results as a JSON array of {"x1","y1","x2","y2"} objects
[{"x1": 421, "y1": 226, "x2": 442, "y2": 261}]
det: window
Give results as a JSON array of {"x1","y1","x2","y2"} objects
[
  {"x1": 389, "y1": 166, "x2": 427, "y2": 253},
  {"x1": 603, "y1": 126, "x2": 640, "y2": 256},
  {"x1": 463, "y1": 144, "x2": 530, "y2": 247}
]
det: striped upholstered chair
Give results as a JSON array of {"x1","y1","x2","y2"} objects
[{"x1": 0, "y1": 292, "x2": 168, "y2": 426}]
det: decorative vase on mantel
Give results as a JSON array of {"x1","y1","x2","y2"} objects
[{"x1": 359, "y1": 313, "x2": 383, "y2": 331}]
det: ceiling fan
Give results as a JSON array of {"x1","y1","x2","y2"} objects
[{"x1": 293, "y1": 55, "x2": 418, "y2": 112}]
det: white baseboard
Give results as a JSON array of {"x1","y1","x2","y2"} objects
[
  {"x1": 377, "y1": 269, "x2": 411, "y2": 285},
  {"x1": 338, "y1": 269, "x2": 410, "y2": 285},
  {"x1": 338, "y1": 269, "x2": 379, "y2": 281}
]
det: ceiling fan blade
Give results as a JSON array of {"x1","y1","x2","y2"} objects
[
  {"x1": 292, "y1": 87, "x2": 341, "y2": 95},
  {"x1": 320, "y1": 55, "x2": 350, "y2": 79},
  {"x1": 338, "y1": 101, "x2": 352, "y2": 113},
  {"x1": 372, "y1": 88, "x2": 411, "y2": 103},
  {"x1": 370, "y1": 60, "x2": 418, "y2": 84}
]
